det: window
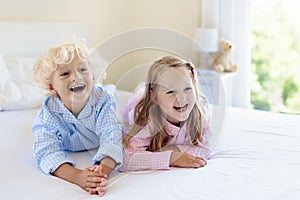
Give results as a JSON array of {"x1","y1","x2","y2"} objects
[{"x1": 251, "y1": 0, "x2": 300, "y2": 114}]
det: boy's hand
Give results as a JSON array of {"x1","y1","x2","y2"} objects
[
  {"x1": 52, "y1": 163, "x2": 107, "y2": 195},
  {"x1": 88, "y1": 165, "x2": 107, "y2": 196},
  {"x1": 75, "y1": 165, "x2": 106, "y2": 194},
  {"x1": 99, "y1": 157, "x2": 116, "y2": 176},
  {"x1": 88, "y1": 157, "x2": 117, "y2": 196}
]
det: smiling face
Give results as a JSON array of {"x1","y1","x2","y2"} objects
[
  {"x1": 154, "y1": 66, "x2": 196, "y2": 125},
  {"x1": 50, "y1": 56, "x2": 94, "y2": 114}
]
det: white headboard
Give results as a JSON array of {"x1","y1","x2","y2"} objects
[{"x1": 0, "y1": 21, "x2": 90, "y2": 56}]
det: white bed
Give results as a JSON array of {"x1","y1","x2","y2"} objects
[{"x1": 1, "y1": 22, "x2": 300, "y2": 200}]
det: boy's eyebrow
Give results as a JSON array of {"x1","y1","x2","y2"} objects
[{"x1": 55, "y1": 67, "x2": 67, "y2": 72}]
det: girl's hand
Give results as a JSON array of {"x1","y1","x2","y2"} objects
[
  {"x1": 160, "y1": 145, "x2": 180, "y2": 152},
  {"x1": 170, "y1": 152, "x2": 207, "y2": 168}
]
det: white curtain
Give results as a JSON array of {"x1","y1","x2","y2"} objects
[{"x1": 202, "y1": 0, "x2": 252, "y2": 108}]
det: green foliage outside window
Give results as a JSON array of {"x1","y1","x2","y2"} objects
[{"x1": 251, "y1": 0, "x2": 300, "y2": 114}]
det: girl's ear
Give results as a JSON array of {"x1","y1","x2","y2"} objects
[{"x1": 150, "y1": 89, "x2": 158, "y2": 104}]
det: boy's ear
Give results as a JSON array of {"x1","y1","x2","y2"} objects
[
  {"x1": 49, "y1": 83, "x2": 54, "y2": 90},
  {"x1": 92, "y1": 76, "x2": 97, "y2": 85},
  {"x1": 49, "y1": 84, "x2": 57, "y2": 94}
]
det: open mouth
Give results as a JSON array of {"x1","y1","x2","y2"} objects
[
  {"x1": 173, "y1": 104, "x2": 188, "y2": 112},
  {"x1": 70, "y1": 84, "x2": 85, "y2": 92}
]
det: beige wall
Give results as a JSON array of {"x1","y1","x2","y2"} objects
[{"x1": 0, "y1": 0, "x2": 201, "y2": 91}]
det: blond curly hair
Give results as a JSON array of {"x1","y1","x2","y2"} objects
[{"x1": 33, "y1": 40, "x2": 106, "y2": 96}]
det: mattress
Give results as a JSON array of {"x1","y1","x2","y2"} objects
[{"x1": 1, "y1": 90, "x2": 300, "y2": 200}]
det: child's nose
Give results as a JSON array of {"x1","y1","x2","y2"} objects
[
  {"x1": 176, "y1": 92, "x2": 186, "y2": 102},
  {"x1": 71, "y1": 71, "x2": 81, "y2": 81}
]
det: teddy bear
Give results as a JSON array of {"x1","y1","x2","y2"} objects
[{"x1": 213, "y1": 39, "x2": 239, "y2": 73}]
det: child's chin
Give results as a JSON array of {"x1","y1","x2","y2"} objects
[
  {"x1": 177, "y1": 113, "x2": 190, "y2": 120},
  {"x1": 169, "y1": 118, "x2": 188, "y2": 125},
  {"x1": 71, "y1": 93, "x2": 89, "y2": 101}
]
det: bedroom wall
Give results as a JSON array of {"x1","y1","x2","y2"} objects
[{"x1": 0, "y1": 0, "x2": 201, "y2": 91}]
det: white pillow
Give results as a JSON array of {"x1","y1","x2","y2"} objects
[
  {"x1": 0, "y1": 56, "x2": 44, "y2": 111},
  {"x1": 0, "y1": 54, "x2": 23, "y2": 111},
  {"x1": 0, "y1": 53, "x2": 129, "y2": 112}
]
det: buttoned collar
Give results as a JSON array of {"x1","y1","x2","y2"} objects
[{"x1": 162, "y1": 119, "x2": 186, "y2": 137}]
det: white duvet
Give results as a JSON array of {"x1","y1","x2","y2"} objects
[{"x1": 0, "y1": 90, "x2": 300, "y2": 200}]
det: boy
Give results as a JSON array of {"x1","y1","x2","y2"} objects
[{"x1": 32, "y1": 40, "x2": 122, "y2": 196}]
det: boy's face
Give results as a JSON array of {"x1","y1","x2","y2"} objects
[
  {"x1": 154, "y1": 66, "x2": 196, "y2": 125},
  {"x1": 50, "y1": 56, "x2": 94, "y2": 112}
]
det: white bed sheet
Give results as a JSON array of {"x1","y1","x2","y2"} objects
[{"x1": 1, "y1": 90, "x2": 300, "y2": 200}]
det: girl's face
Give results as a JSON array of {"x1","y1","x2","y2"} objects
[
  {"x1": 154, "y1": 66, "x2": 196, "y2": 125},
  {"x1": 50, "y1": 56, "x2": 94, "y2": 113}
]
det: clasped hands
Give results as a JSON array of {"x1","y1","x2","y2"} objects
[{"x1": 82, "y1": 165, "x2": 107, "y2": 197}]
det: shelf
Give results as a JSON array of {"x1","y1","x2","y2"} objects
[{"x1": 197, "y1": 70, "x2": 237, "y2": 106}]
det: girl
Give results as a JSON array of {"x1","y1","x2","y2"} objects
[{"x1": 121, "y1": 56, "x2": 211, "y2": 171}]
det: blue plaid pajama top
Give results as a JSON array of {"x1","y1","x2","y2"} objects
[{"x1": 32, "y1": 86, "x2": 123, "y2": 174}]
